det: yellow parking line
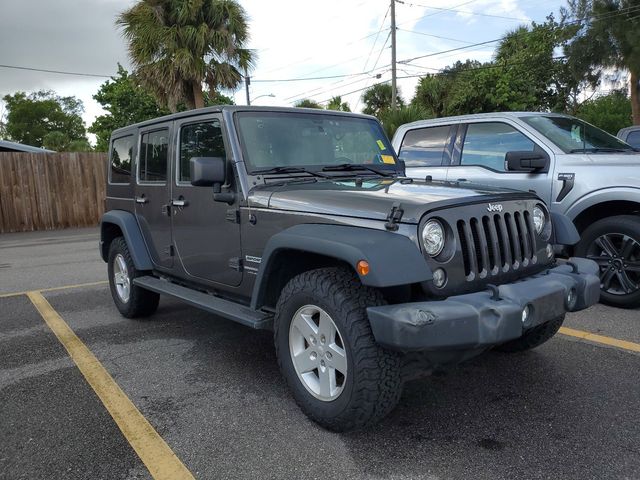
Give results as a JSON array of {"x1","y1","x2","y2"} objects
[
  {"x1": 559, "y1": 326, "x2": 640, "y2": 354},
  {"x1": 26, "y1": 291, "x2": 194, "y2": 480},
  {"x1": 0, "y1": 280, "x2": 108, "y2": 298}
]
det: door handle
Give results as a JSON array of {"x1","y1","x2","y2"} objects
[
  {"x1": 171, "y1": 198, "x2": 188, "y2": 207},
  {"x1": 135, "y1": 195, "x2": 148, "y2": 204},
  {"x1": 457, "y1": 178, "x2": 468, "y2": 182}
]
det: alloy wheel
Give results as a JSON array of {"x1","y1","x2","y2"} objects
[
  {"x1": 113, "y1": 253, "x2": 131, "y2": 303},
  {"x1": 587, "y1": 233, "x2": 640, "y2": 296}
]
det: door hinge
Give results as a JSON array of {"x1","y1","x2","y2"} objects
[
  {"x1": 229, "y1": 257, "x2": 243, "y2": 272},
  {"x1": 225, "y1": 209, "x2": 240, "y2": 224},
  {"x1": 385, "y1": 202, "x2": 404, "y2": 231},
  {"x1": 164, "y1": 245, "x2": 175, "y2": 256}
]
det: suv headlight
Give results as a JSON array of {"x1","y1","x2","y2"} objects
[
  {"x1": 533, "y1": 206, "x2": 546, "y2": 234},
  {"x1": 422, "y1": 219, "x2": 445, "y2": 256},
  {"x1": 533, "y1": 205, "x2": 552, "y2": 240}
]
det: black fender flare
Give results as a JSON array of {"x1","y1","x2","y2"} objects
[
  {"x1": 100, "y1": 210, "x2": 153, "y2": 271},
  {"x1": 250, "y1": 224, "x2": 432, "y2": 309},
  {"x1": 551, "y1": 212, "x2": 580, "y2": 246}
]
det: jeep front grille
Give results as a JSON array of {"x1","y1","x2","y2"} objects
[{"x1": 457, "y1": 210, "x2": 537, "y2": 280}]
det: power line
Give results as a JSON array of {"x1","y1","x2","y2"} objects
[
  {"x1": 362, "y1": 5, "x2": 391, "y2": 72},
  {"x1": 397, "y1": 28, "x2": 477, "y2": 44},
  {"x1": 0, "y1": 64, "x2": 111, "y2": 78},
  {"x1": 395, "y1": 0, "x2": 531, "y2": 22}
]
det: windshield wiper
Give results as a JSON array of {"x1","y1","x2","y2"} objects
[
  {"x1": 569, "y1": 147, "x2": 632, "y2": 153},
  {"x1": 252, "y1": 166, "x2": 331, "y2": 178},
  {"x1": 322, "y1": 163, "x2": 395, "y2": 177}
]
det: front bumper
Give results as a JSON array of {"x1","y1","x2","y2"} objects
[{"x1": 367, "y1": 258, "x2": 600, "y2": 352}]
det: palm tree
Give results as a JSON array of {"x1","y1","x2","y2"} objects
[
  {"x1": 327, "y1": 96, "x2": 351, "y2": 112},
  {"x1": 118, "y1": 0, "x2": 255, "y2": 111}
]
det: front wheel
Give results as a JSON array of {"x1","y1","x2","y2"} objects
[
  {"x1": 108, "y1": 237, "x2": 159, "y2": 318},
  {"x1": 274, "y1": 267, "x2": 402, "y2": 431},
  {"x1": 575, "y1": 215, "x2": 640, "y2": 309}
]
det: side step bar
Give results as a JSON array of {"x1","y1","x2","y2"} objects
[{"x1": 133, "y1": 276, "x2": 273, "y2": 330}]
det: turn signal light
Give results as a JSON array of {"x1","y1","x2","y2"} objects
[{"x1": 356, "y1": 260, "x2": 370, "y2": 276}]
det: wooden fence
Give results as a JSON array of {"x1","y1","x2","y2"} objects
[{"x1": 0, "y1": 152, "x2": 107, "y2": 233}]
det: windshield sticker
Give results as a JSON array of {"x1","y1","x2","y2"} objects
[
  {"x1": 376, "y1": 140, "x2": 387, "y2": 150},
  {"x1": 381, "y1": 154, "x2": 395, "y2": 164}
]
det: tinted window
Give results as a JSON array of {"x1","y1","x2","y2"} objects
[
  {"x1": 522, "y1": 115, "x2": 634, "y2": 153},
  {"x1": 109, "y1": 136, "x2": 133, "y2": 184},
  {"x1": 460, "y1": 123, "x2": 534, "y2": 171},
  {"x1": 399, "y1": 126, "x2": 450, "y2": 167},
  {"x1": 626, "y1": 130, "x2": 640, "y2": 148},
  {"x1": 179, "y1": 120, "x2": 225, "y2": 183},
  {"x1": 139, "y1": 129, "x2": 169, "y2": 183}
]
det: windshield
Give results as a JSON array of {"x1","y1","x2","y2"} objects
[
  {"x1": 521, "y1": 115, "x2": 635, "y2": 153},
  {"x1": 235, "y1": 111, "x2": 399, "y2": 174}
]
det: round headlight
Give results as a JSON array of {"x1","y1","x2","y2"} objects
[
  {"x1": 532, "y1": 206, "x2": 546, "y2": 235},
  {"x1": 422, "y1": 219, "x2": 445, "y2": 257}
]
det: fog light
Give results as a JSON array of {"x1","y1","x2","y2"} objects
[
  {"x1": 546, "y1": 244, "x2": 554, "y2": 259},
  {"x1": 433, "y1": 268, "x2": 446, "y2": 288},
  {"x1": 521, "y1": 305, "x2": 532, "y2": 324},
  {"x1": 566, "y1": 288, "x2": 577, "y2": 311}
]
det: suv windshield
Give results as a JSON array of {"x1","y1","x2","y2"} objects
[
  {"x1": 235, "y1": 111, "x2": 399, "y2": 174},
  {"x1": 522, "y1": 115, "x2": 635, "y2": 153}
]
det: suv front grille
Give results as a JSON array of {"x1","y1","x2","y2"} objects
[{"x1": 456, "y1": 210, "x2": 537, "y2": 280}]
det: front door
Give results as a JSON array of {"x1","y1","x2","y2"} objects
[
  {"x1": 446, "y1": 121, "x2": 553, "y2": 205},
  {"x1": 171, "y1": 114, "x2": 242, "y2": 287},
  {"x1": 134, "y1": 123, "x2": 173, "y2": 269}
]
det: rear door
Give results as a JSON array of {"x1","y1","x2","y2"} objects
[
  {"x1": 447, "y1": 121, "x2": 553, "y2": 204},
  {"x1": 396, "y1": 124, "x2": 456, "y2": 181},
  {"x1": 134, "y1": 123, "x2": 173, "y2": 269},
  {"x1": 170, "y1": 113, "x2": 242, "y2": 287}
]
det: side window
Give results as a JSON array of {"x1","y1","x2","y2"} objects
[
  {"x1": 139, "y1": 129, "x2": 169, "y2": 183},
  {"x1": 460, "y1": 123, "x2": 535, "y2": 172},
  {"x1": 399, "y1": 126, "x2": 451, "y2": 167},
  {"x1": 627, "y1": 131, "x2": 640, "y2": 148},
  {"x1": 109, "y1": 136, "x2": 133, "y2": 184},
  {"x1": 178, "y1": 119, "x2": 225, "y2": 183}
]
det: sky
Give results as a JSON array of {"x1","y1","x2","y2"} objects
[{"x1": 0, "y1": 0, "x2": 566, "y2": 144}]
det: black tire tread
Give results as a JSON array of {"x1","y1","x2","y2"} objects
[
  {"x1": 274, "y1": 267, "x2": 402, "y2": 431},
  {"x1": 108, "y1": 237, "x2": 159, "y2": 318}
]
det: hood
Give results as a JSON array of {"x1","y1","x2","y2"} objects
[
  {"x1": 249, "y1": 177, "x2": 537, "y2": 224},
  {"x1": 559, "y1": 152, "x2": 640, "y2": 187}
]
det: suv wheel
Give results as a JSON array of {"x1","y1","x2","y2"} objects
[
  {"x1": 274, "y1": 267, "x2": 402, "y2": 431},
  {"x1": 108, "y1": 237, "x2": 159, "y2": 318},
  {"x1": 575, "y1": 216, "x2": 640, "y2": 309},
  {"x1": 494, "y1": 315, "x2": 564, "y2": 353}
]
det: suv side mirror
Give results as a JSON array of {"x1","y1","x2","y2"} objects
[
  {"x1": 505, "y1": 151, "x2": 547, "y2": 172},
  {"x1": 190, "y1": 157, "x2": 226, "y2": 186}
]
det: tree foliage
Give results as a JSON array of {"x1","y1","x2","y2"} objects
[
  {"x1": 327, "y1": 96, "x2": 351, "y2": 111},
  {"x1": 90, "y1": 65, "x2": 170, "y2": 151},
  {"x1": 562, "y1": 0, "x2": 640, "y2": 123},
  {"x1": 2, "y1": 90, "x2": 89, "y2": 150},
  {"x1": 362, "y1": 84, "x2": 403, "y2": 117},
  {"x1": 575, "y1": 89, "x2": 633, "y2": 134},
  {"x1": 378, "y1": 105, "x2": 430, "y2": 139},
  {"x1": 118, "y1": 0, "x2": 255, "y2": 111},
  {"x1": 294, "y1": 99, "x2": 323, "y2": 109}
]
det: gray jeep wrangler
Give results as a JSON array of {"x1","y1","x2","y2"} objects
[
  {"x1": 393, "y1": 113, "x2": 640, "y2": 308},
  {"x1": 100, "y1": 106, "x2": 599, "y2": 431}
]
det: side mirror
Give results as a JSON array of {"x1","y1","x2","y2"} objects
[
  {"x1": 190, "y1": 157, "x2": 225, "y2": 186},
  {"x1": 505, "y1": 151, "x2": 547, "y2": 172}
]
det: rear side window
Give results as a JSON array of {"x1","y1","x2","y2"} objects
[
  {"x1": 460, "y1": 122, "x2": 534, "y2": 172},
  {"x1": 399, "y1": 126, "x2": 450, "y2": 167},
  {"x1": 178, "y1": 120, "x2": 226, "y2": 183},
  {"x1": 109, "y1": 136, "x2": 133, "y2": 184},
  {"x1": 626, "y1": 131, "x2": 640, "y2": 148},
  {"x1": 139, "y1": 129, "x2": 169, "y2": 183}
]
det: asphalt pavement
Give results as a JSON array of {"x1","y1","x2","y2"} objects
[{"x1": 1, "y1": 228, "x2": 639, "y2": 480}]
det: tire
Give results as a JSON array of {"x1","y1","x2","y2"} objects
[
  {"x1": 107, "y1": 237, "x2": 159, "y2": 318},
  {"x1": 575, "y1": 215, "x2": 640, "y2": 309},
  {"x1": 494, "y1": 315, "x2": 564, "y2": 353},
  {"x1": 274, "y1": 267, "x2": 402, "y2": 431}
]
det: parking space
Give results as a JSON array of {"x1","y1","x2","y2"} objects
[{"x1": 1, "y1": 229, "x2": 639, "y2": 479}]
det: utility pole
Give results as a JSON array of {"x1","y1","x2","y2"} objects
[
  {"x1": 245, "y1": 74, "x2": 251, "y2": 106},
  {"x1": 390, "y1": 0, "x2": 397, "y2": 110}
]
